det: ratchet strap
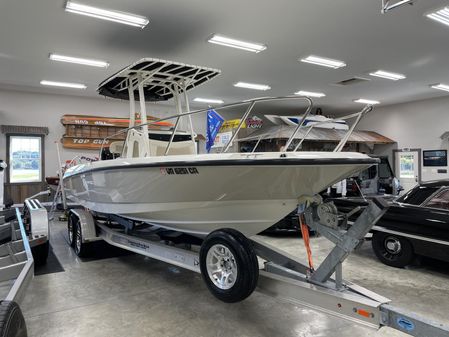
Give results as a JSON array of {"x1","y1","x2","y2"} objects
[{"x1": 299, "y1": 214, "x2": 314, "y2": 272}]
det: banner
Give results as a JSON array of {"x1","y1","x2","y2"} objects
[{"x1": 206, "y1": 109, "x2": 224, "y2": 153}]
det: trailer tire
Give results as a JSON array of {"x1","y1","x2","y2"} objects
[
  {"x1": 67, "y1": 215, "x2": 75, "y2": 247},
  {"x1": 200, "y1": 228, "x2": 258, "y2": 303},
  {"x1": 0, "y1": 301, "x2": 27, "y2": 337},
  {"x1": 73, "y1": 219, "x2": 92, "y2": 258},
  {"x1": 372, "y1": 231, "x2": 414, "y2": 268},
  {"x1": 31, "y1": 241, "x2": 49, "y2": 266}
]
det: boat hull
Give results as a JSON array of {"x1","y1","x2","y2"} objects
[{"x1": 63, "y1": 153, "x2": 377, "y2": 236}]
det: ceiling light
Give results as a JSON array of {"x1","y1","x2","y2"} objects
[
  {"x1": 234, "y1": 82, "x2": 271, "y2": 91},
  {"x1": 354, "y1": 98, "x2": 380, "y2": 105},
  {"x1": 300, "y1": 55, "x2": 346, "y2": 69},
  {"x1": 294, "y1": 90, "x2": 326, "y2": 98},
  {"x1": 193, "y1": 98, "x2": 224, "y2": 104},
  {"x1": 382, "y1": 0, "x2": 413, "y2": 13},
  {"x1": 40, "y1": 80, "x2": 87, "y2": 89},
  {"x1": 49, "y1": 53, "x2": 109, "y2": 68},
  {"x1": 65, "y1": 1, "x2": 149, "y2": 28},
  {"x1": 427, "y1": 7, "x2": 449, "y2": 27},
  {"x1": 369, "y1": 70, "x2": 406, "y2": 81},
  {"x1": 431, "y1": 83, "x2": 449, "y2": 92},
  {"x1": 208, "y1": 34, "x2": 266, "y2": 53}
]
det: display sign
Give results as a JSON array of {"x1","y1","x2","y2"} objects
[
  {"x1": 213, "y1": 131, "x2": 233, "y2": 148},
  {"x1": 220, "y1": 119, "x2": 246, "y2": 132},
  {"x1": 423, "y1": 150, "x2": 448, "y2": 167},
  {"x1": 245, "y1": 116, "x2": 263, "y2": 129}
]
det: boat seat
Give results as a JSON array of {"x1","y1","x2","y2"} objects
[{"x1": 149, "y1": 139, "x2": 196, "y2": 156}]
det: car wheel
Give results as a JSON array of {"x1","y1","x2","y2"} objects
[
  {"x1": 372, "y1": 231, "x2": 414, "y2": 268},
  {"x1": 200, "y1": 228, "x2": 259, "y2": 303}
]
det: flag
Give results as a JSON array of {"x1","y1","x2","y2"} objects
[{"x1": 206, "y1": 109, "x2": 224, "y2": 153}]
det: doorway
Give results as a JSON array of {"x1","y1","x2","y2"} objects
[{"x1": 393, "y1": 149, "x2": 421, "y2": 194}]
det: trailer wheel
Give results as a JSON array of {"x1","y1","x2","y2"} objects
[
  {"x1": 73, "y1": 220, "x2": 92, "y2": 258},
  {"x1": 372, "y1": 231, "x2": 414, "y2": 268},
  {"x1": 31, "y1": 242, "x2": 49, "y2": 266},
  {"x1": 0, "y1": 301, "x2": 27, "y2": 337},
  {"x1": 67, "y1": 215, "x2": 75, "y2": 247},
  {"x1": 200, "y1": 228, "x2": 258, "y2": 303}
]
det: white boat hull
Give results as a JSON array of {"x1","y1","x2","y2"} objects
[{"x1": 63, "y1": 152, "x2": 377, "y2": 236}]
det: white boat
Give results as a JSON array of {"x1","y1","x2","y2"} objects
[
  {"x1": 265, "y1": 114, "x2": 349, "y2": 130},
  {"x1": 63, "y1": 58, "x2": 377, "y2": 237}
]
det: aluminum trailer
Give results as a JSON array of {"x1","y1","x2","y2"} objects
[
  {"x1": 67, "y1": 197, "x2": 449, "y2": 337},
  {"x1": 0, "y1": 208, "x2": 35, "y2": 336}
]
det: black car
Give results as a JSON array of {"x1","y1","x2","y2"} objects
[{"x1": 332, "y1": 180, "x2": 449, "y2": 268}]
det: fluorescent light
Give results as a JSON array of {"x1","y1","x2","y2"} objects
[
  {"x1": 384, "y1": 0, "x2": 413, "y2": 12},
  {"x1": 431, "y1": 83, "x2": 449, "y2": 92},
  {"x1": 369, "y1": 70, "x2": 406, "y2": 81},
  {"x1": 208, "y1": 34, "x2": 266, "y2": 53},
  {"x1": 300, "y1": 55, "x2": 346, "y2": 69},
  {"x1": 49, "y1": 53, "x2": 109, "y2": 68},
  {"x1": 193, "y1": 98, "x2": 224, "y2": 104},
  {"x1": 354, "y1": 98, "x2": 380, "y2": 105},
  {"x1": 427, "y1": 7, "x2": 449, "y2": 27},
  {"x1": 294, "y1": 90, "x2": 326, "y2": 98},
  {"x1": 65, "y1": 1, "x2": 149, "y2": 28},
  {"x1": 40, "y1": 80, "x2": 87, "y2": 89},
  {"x1": 234, "y1": 82, "x2": 271, "y2": 91}
]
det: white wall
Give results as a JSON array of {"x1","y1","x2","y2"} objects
[
  {"x1": 0, "y1": 88, "x2": 208, "y2": 177},
  {"x1": 357, "y1": 95, "x2": 449, "y2": 181}
]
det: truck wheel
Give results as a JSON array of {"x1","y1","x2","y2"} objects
[
  {"x1": 0, "y1": 301, "x2": 27, "y2": 337},
  {"x1": 67, "y1": 215, "x2": 75, "y2": 247},
  {"x1": 73, "y1": 220, "x2": 92, "y2": 258},
  {"x1": 200, "y1": 228, "x2": 258, "y2": 303},
  {"x1": 372, "y1": 231, "x2": 414, "y2": 268},
  {"x1": 31, "y1": 242, "x2": 49, "y2": 266}
]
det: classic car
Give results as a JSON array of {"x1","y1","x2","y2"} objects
[{"x1": 332, "y1": 180, "x2": 449, "y2": 268}]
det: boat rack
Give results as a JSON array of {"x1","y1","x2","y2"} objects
[{"x1": 69, "y1": 197, "x2": 449, "y2": 337}]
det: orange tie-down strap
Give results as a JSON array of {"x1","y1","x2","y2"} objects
[{"x1": 299, "y1": 214, "x2": 314, "y2": 271}]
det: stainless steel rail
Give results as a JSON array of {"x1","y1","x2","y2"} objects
[{"x1": 99, "y1": 95, "x2": 314, "y2": 157}]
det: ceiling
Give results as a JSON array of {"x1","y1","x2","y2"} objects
[{"x1": 1, "y1": 0, "x2": 449, "y2": 114}]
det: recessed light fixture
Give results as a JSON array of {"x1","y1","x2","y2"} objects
[
  {"x1": 234, "y1": 82, "x2": 271, "y2": 91},
  {"x1": 430, "y1": 83, "x2": 449, "y2": 92},
  {"x1": 207, "y1": 34, "x2": 266, "y2": 53},
  {"x1": 40, "y1": 80, "x2": 87, "y2": 89},
  {"x1": 426, "y1": 7, "x2": 449, "y2": 27},
  {"x1": 353, "y1": 98, "x2": 380, "y2": 105},
  {"x1": 193, "y1": 98, "x2": 224, "y2": 104},
  {"x1": 65, "y1": 1, "x2": 149, "y2": 28},
  {"x1": 369, "y1": 70, "x2": 406, "y2": 81},
  {"x1": 294, "y1": 90, "x2": 326, "y2": 98},
  {"x1": 49, "y1": 53, "x2": 109, "y2": 68},
  {"x1": 300, "y1": 55, "x2": 346, "y2": 69}
]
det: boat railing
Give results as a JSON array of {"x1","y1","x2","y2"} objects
[
  {"x1": 99, "y1": 95, "x2": 313, "y2": 157},
  {"x1": 238, "y1": 104, "x2": 373, "y2": 153},
  {"x1": 98, "y1": 95, "x2": 371, "y2": 157}
]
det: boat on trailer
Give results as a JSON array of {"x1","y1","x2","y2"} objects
[
  {"x1": 62, "y1": 58, "x2": 449, "y2": 336},
  {"x1": 63, "y1": 58, "x2": 377, "y2": 236}
]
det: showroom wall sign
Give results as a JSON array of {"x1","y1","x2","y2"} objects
[{"x1": 61, "y1": 114, "x2": 173, "y2": 150}]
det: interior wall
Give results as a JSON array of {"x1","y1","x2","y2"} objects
[
  {"x1": 0, "y1": 88, "x2": 209, "y2": 179},
  {"x1": 357, "y1": 95, "x2": 449, "y2": 181}
]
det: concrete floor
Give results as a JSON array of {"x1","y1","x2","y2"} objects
[{"x1": 21, "y1": 219, "x2": 449, "y2": 337}]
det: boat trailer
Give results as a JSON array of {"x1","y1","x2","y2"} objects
[{"x1": 67, "y1": 197, "x2": 449, "y2": 337}]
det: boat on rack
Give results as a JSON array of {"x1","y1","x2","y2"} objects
[{"x1": 63, "y1": 58, "x2": 377, "y2": 236}]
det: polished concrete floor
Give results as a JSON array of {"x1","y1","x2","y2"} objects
[{"x1": 21, "y1": 219, "x2": 449, "y2": 337}]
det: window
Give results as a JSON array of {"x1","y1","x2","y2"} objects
[
  {"x1": 398, "y1": 186, "x2": 438, "y2": 205},
  {"x1": 399, "y1": 154, "x2": 414, "y2": 179},
  {"x1": 8, "y1": 136, "x2": 42, "y2": 183},
  {"x1": 425, "y1": 189, "x2": 449, "y2": 210}
]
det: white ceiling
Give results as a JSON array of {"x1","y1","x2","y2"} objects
[{"x1": 1, "y1": 0, "x2": 449, "y2": 113}]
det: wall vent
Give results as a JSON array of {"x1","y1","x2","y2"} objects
[{"x1": 334, "y1": 77, "x2": 371, "y2": 86}]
